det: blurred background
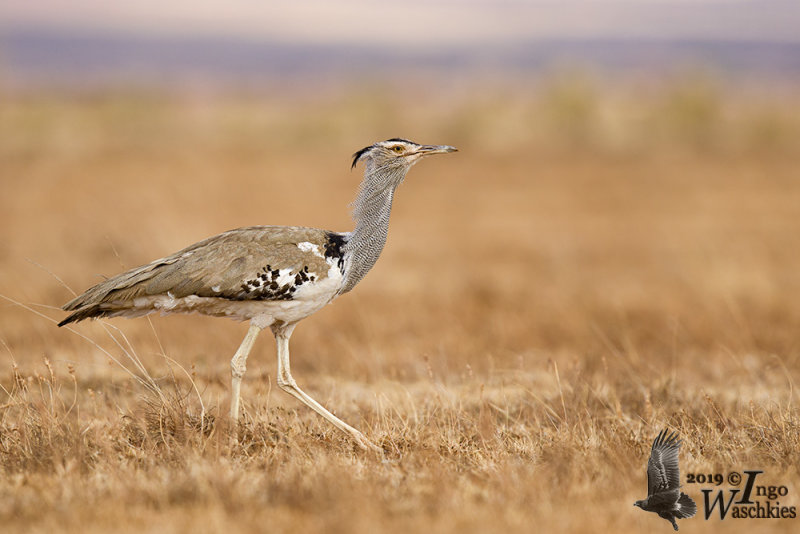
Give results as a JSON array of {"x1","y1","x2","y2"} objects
[
  {"x1": 1, "y1": 2, "x2": 800, "y2": 533},
  {"x1": 2, "y1": 0, "x2": 800, "y2": 393},
  {"x1": 3, "y1": 0, "x2": 800, "y2": 88},
  {"x1": 0, "y1": 0, "x2": 800, "y2": 376}
]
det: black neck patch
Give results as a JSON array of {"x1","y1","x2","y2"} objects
[{"x1": 324, "y1": 232, "x2": 346, "y2": 272}]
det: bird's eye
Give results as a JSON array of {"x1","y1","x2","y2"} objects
[{"x1": 392, "y1": 146, "x2": 404, "y2": 153}]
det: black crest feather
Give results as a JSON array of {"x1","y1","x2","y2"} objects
[{"x1": 351, "y1": 145, "x2": 372, "y2": 169}]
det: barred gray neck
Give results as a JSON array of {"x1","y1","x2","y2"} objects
[{"x1": 339, "y1": 161, "x2": 408, "y2": 293}]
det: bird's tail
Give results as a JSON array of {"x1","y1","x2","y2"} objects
[
  {"x1": 58, "y1": 256, "x2": 173, "y2": 326},
  {"x1": 58, "y1": 304, "x2": 107, "y2": 327},
  {"x1": 675, "y1": 493, "x2": 697, "y2": 518}
]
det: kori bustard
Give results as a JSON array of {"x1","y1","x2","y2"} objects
[{"x1": 59, "y1": 139, "x2": 457, "y2": 451}]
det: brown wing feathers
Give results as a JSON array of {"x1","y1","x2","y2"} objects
[{"x1": 59, "y1": 226, "x2": 335, "y2": 326}]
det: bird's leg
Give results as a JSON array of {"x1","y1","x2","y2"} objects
[
  {"x1": 272, "y1": 323, "x2": 380, "y2": 453},
  {"x1": 670, "y1": 518, "x2": 679, "y2": 531},
  {"x1": 229, "y1": 323, "x2": 262, "y2": 421}
]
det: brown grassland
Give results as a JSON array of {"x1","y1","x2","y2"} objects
[{"x1": 1, "y1": 78, "x2": 799, "y2": 532}]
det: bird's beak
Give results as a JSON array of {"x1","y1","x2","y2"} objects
[{"x1": 417, "y1": 145, "x2": 458, "y2": 156}]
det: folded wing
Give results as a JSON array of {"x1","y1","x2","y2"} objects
[{"x1": 59, "y1": 226, "x2": 338, "y2": 325}]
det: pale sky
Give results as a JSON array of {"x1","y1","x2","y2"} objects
[{"x1": 2, "y1": 0, "x2": 799, "y2": 45}]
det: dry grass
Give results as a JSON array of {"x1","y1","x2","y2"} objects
[{"x1": 1, "y1": 80, "x2": 799, "y2": 533}]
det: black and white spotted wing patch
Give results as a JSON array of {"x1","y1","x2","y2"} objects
[{"x1": 231, "y1": 264, "x2": 318, "y2": 301}]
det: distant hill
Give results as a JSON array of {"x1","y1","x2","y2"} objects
[{"x1": 2, "y1": 27, "x2": 799, "y2": 89}]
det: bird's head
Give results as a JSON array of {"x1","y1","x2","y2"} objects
[
  {"x1": 351, "y1": 138, "x2": 457, "y2": 172},
  {"x1": 634, "y1": 499, "x2": 646, "y2": 508}
]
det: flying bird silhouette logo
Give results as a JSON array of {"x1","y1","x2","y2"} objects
[{"x1": 634, "y1": 429, "x2": 697, "y2": 530}]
